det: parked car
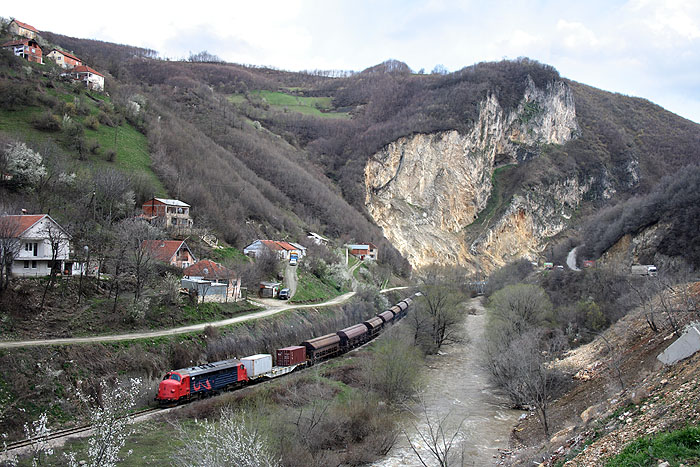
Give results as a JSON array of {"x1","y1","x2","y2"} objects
[
  {"x1": 279, "y1": 288, "x2": 290, "y2": 300},
  {"x1": 289, "y1": 256, "x2": 298, "y2": 266}
]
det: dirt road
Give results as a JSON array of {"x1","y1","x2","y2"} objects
[{"x1": 0, "y1": 291, "x2": 357, "y2": 348}]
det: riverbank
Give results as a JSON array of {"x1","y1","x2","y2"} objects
[{"x1": 375, "y1": 297, "x2": 522, "y2": 466}]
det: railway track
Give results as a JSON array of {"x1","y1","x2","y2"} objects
[{"x1": 3, "y1": 407, "x2": 163, "y2": 454}]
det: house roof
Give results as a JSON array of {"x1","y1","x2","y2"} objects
[
  {"x1": 2, "y1": 214, "x2": 45, "y2": 237},
  {"x1": 11, "y1": 20, "x2": 39, "y2": 33},
  {"x1": 70, "y1": 65, "x2": 104, "y2": 77},
  {"x1": 259, "y1": 240, "x2": 284, "y2": 251},
  {"x1": 2, "y1": 39, "x2": 37, "y2": 48},
  {"x1": 183, "y1": 260, "x2": 235, "y2": 280},
  {"x1": 1, "y1": 214, "x2": 71, "y2": 238},
  {"x1": 144, "y1": 198, "x2": 190, "y2": 208},
  {"x1": 142, "y1": 240, "x2": 191, "y2": 263},
  {"x1": 49, "y1": 48, "x2": 80, "y2": 61}
]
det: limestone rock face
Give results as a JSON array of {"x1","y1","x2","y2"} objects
[{"x1": 364, "y1": 79, "x2": 582, "y2": 271}]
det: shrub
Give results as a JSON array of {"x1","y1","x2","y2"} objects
[
  {"x1": 87, "y1": 138, "x2": 101, "y2": 154},
  {"x1": 32, "y1": 111, "x2": 61, "y2": 131},
  {"x1": 98, "y1": 111, "x2": 115, "y2": 127},
  {"x1": 105, "y1": 149, "x2": 117, "y2": 162},
  {"x1": 85, "y1": 115, "x2": 100, "y2": 130}
]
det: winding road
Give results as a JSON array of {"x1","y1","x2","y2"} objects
[{"x1": 0, "y1": 279, "x2": 409, "y2": 349}]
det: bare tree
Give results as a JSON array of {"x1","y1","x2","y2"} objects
[
  {"x1": 0, "y1": 215, "x2": 21, "y2": 293},
  {"x1": 39, "y1": 220, "x2": 70, "y2": 312},
  {"x1": 114, "y1": 218, "x2": 161, "y2": 303},
  {"x1": 414, "y1": 267, "x2": 465, "y2": 353},
  {"x1": 366, "y1": 327, "x2": 424, "y2": 403},
  {"x1": 404, "y1": 396, "x2": 466, "y2": 467}
]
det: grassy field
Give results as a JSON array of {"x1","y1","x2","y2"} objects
[
  {"x1": 230, "y1": 90, "x2": 351, "y2": 119},
  {"x1": 291, "y1": 271, "x2": 347, "y2": 303},
  {"x1": 604, "y1": 425, "x2": 700, "y2": 466},
  {"x1": 209, "y1": 246, "x2": 251, "y2": 264},
  {"x1": 0, "y1": 82, "x2": 166, "y2": 195}
]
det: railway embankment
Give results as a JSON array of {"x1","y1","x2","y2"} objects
[{"x1": 0, "y1": 289, "x2": 388, "y2": 442}]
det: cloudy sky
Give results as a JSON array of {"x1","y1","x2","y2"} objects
[{"x1": 5, "y1": 0, "x2": 700, "y2": 122}]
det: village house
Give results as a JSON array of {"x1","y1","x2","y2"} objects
[
  {"x1": 2, "y1": 38, "x2": 42, "y2": 64},
  {"x1": 243, "y1": 240, "x2": 306, "y2": 261},
  {"x1": 307, "y1": 231, "x2": 329, "y2": 245},
  {"x1": 8, "y1": 20, "x2": 39, "y2": 40},
  {"x1": 182, "y1": 259, "x2": 242, "y2": 302},
  {"x1": 141, "y1": 198, "x2": 193, "y2": 231},
  {"x1": 3, "y1": 214, "x2": 75, "y2": 277},
  {"x1": 347, "y1": 242, "x2": 378, "y2": 261},
  {"x1": 46, "y1": 48, "x2": 82, "y2": 68},
  {"x1": 65, "y1": 65, "x2": 105, "y2": 91},
  {"x1": 142, "y1": 240, "x2": 196, "y2": 268}
]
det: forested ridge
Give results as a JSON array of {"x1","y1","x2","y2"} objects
[{"x1": 2, "y1": 23, "x2": 700, "y2": 273}]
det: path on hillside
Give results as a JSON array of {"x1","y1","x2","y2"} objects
[{"x1": 0, "y1": 282, "x2": 409, "y2": 349}]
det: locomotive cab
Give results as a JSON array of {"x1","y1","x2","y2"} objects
[{"x1": 157, "y1": 372, "x2": 189, "y2": 403}]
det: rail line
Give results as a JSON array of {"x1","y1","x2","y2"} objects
[{"x1": 2, "y1": 407, "x2": 163, "y2": 455}]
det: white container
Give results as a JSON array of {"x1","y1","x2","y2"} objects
[{"x1": 241, "y1": 354, "x2": 272, "y2": 378}]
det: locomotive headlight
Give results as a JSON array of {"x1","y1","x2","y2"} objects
[{"x1": 171, "y1": 389, "x2": 175, "y2": 393}]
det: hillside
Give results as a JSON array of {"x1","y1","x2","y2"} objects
[{"x1": 3, "y1": 22, "x2": 700, "y2": 277}]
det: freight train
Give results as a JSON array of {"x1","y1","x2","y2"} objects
[{"x1": 156, "y1": 296, "x2": 414, "y2": 404}]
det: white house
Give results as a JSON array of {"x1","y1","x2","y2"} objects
[
  {"x1": 4, "y1": 214, "x2": 74, "y2": 277},
  {"x1": 243, "y1": 240, "x2": 306, "y2": 261},
  {"x1": 66, "y1": 65, "x2": 105, "y2": 91}
]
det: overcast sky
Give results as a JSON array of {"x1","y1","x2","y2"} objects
[{"x1": 5, "y1": 0, "x2": 700, "y2": 122}]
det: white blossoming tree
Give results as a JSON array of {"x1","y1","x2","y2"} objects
[
  {"x1": 66, "y1": 378, "x2": 143, "y2": 467},
  {"x1": 3, "y1": 142, "x2": 47, "y2": 189},
  {"x1": 174, "y1": 408, "x2": 279, "y2": 467}
]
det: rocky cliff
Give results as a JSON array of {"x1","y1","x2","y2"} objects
[{"x1": 364, "y1": 78, "x2": 584, "y2": 271}]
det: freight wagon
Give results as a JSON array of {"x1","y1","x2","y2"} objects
[
  {"x1": 302, "y1": 333, "x2": 341, "y2": 362},
  {"x1": 337, "y1": 323, "x2": 369, "y2": 351}
]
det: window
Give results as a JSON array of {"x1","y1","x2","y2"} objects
[
  {"x1": 170, "y1": 374, "x2": 181, "y2": 382},
  {"x1": 25, "y1": 242, "x2": 38, "y2": 255},
  {"x1": 24, "y1": 261, "x2": 29, "y2": 269},
  {"x1": 31, "y1": 261, "x2": 37, "y2": 269}
]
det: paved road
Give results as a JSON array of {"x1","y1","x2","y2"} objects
[{"x1": 285, "y1": 261, "x2": 298, "y2": 298}]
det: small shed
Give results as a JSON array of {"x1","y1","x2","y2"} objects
[{"x1": 259, "y1": 281, "x2": 281, "y2": 298}]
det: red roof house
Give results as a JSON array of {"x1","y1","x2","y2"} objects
[
  {"x1": 8, "y1": 20, "x2": 39, "y2": 39},
  {"x1": 142, "y1": 240, "x2": 196, "y2": 268},
  {"x1": 65, "y1": 65, "x2": 105, "y2": 91},
  {"x1": 2, "y1": 39, "x2": 42, "y2": 64},
  {"x1": 46, "y1": 48, "x2": 82, "y2": 68}
]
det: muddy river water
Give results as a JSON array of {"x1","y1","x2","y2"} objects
[{"x1": 374, "y1": 298, "x2": 522, "y2": 466}]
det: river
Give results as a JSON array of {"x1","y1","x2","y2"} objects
[{"x1": 374, "y1": 297, "x2": 522, "y2": 466}]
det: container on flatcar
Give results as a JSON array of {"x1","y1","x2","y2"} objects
[
  {"x1": 337, "y1": 323, "x2": 369, "y2": 349},
  {"x1": 241, "y1": 354, "x2": 272, "y2": 378},
  {"x1": 302, "y1": 333, "x2": 341, "y2": 361},
  {"x1": 378, "y1": 310, "x2": 394, "y2": 323},
  {"x1": 276, "y1": 346, "x2": 306, "y2": 366}
]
